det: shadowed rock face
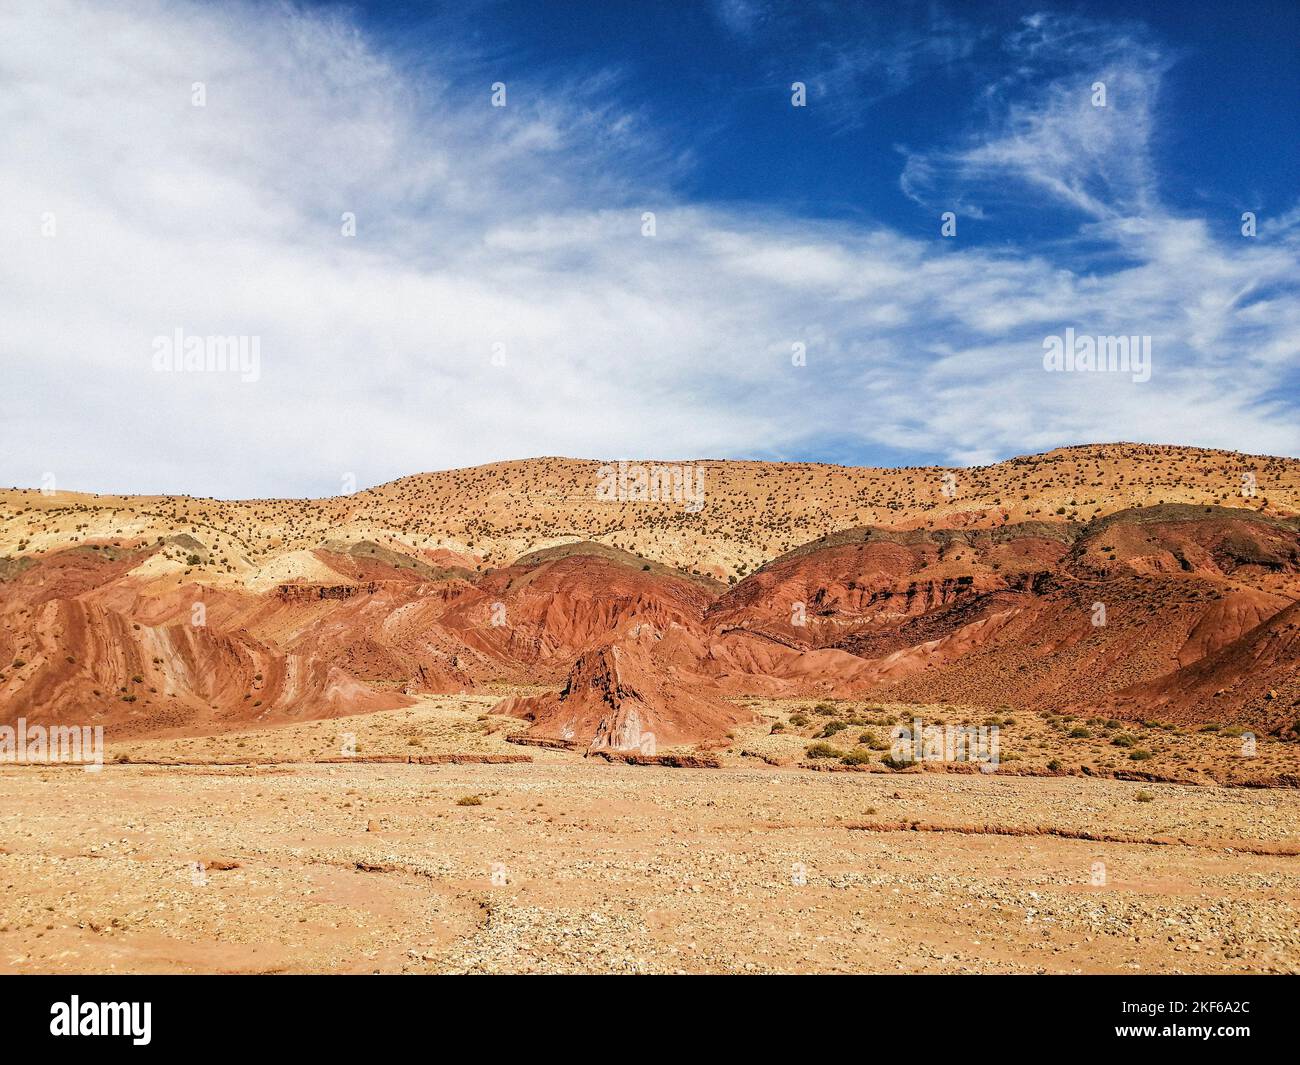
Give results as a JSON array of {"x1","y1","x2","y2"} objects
[
  {"x1": 1081, "y1": 599, "x2": 1300, "y2": 736},
  {"x1": 3, "y1": 457, "x2": 1300, "y2": 745},
  {"x1": 703, "y1": 525, "x2": 1072, "y2": 652},
  {"x1": 491, "y1": 631, "x2": 756, "y2": 750}
]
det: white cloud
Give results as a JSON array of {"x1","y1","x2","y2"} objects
[
  {"x1": 711, "y1": 0, "x2": 768, "y2": 38},
  {"x1": 900, "y1": 13, "x2": 1169, "y2": 218},
  {"x1": 1, "y1": 1, "x2": 1297, "y2": 498},
  {"x1": 715, "y1": 1, "x2": 984, "y2": 130}
]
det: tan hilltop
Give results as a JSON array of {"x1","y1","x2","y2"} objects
[{"x1": 3, "y1": 443, "x2": 1297, "y2": 584}]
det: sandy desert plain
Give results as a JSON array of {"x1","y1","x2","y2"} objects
[{"x1": 2, "y1": 443, "x2": 1300, "y2": 973}]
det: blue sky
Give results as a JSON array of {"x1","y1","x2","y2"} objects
[
  {"x1": 361, "y1": 0, "x2": 1299, "y2": 237},
  {"x1": 2, "y1": 0, "x2": 1298, "y2": 496}
]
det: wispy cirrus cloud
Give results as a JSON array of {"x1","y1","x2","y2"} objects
[
  {"x1": 711, "y1": 0, "x2": 770, "y2": 38},
  {"x1": 900, "y1": 13, "x2": 1171, "y2": 218},
  {"x1": 713, "y1": 0, "x2": 984, "y2": 128}
]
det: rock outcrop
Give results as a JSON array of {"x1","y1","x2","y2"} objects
[{"x1": 492, "y1": 631, "x2": 755, "y2": 750}]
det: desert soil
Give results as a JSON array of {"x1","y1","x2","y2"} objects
[{"x1": 2, "y1": 696, "x2": 1296, "y2": 974}]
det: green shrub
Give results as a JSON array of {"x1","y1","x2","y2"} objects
[{"x1": 805, "y1": 742, "x2": 844, "y2": 759}]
